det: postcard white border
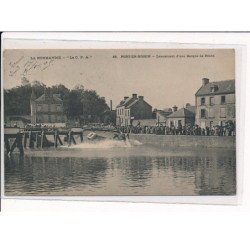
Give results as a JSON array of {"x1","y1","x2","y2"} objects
[{"x1": 1, "y1": 32, "x2": 246, "y2": 206}]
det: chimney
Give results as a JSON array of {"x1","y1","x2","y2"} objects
[
  {"x1": 138, "y1": 96, "x2": 144, "y2": 100},
  {"x1": 132, "y1": 93, "x2": 137, "y2": 98},
  {"x1": 124, "y1": 96, "x2": 129, "y2": 100},
  {"x1": 110, "y1": 100, "x2": 113, "y2": 111},
  {"x1": 202, "y1": 78, "x2": 209, "y2": 86},
  {"x1": 172, "y1": 105, "x2": 178, "y2": 112}
]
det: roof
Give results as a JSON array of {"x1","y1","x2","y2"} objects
[
  {"x1": 126, "y1": 99, "x2": 139, "y2": 108},
  {"x1": 116, "y1": 96, "x2": 152, "y2": 109},
  {"x1": 156, "y1": 110, "x2": 172, "y2": 118},
  {"x1": 167, "y1": 107, "x2": 195, "y2": 118},
  {"x1": 116, "y1": 96, "x2": 136, "y2": 108},
  {"x1": 195, "y1": 79, "x2": 235, "y2": 96},
  {"x1": 127, "y1": 98, "x2": 152, "y2": 109},
  {"x1": 35, "y1": 93, "x2": 63, "y2": 104}
]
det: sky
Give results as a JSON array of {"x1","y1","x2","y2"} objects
[{"x1": 3, "y1": 49, "x2": 235, "y2": 110}]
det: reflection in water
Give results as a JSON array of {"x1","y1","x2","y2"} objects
[{"x1": 4, "y1": 146, "x2": 236, "y2": 196}]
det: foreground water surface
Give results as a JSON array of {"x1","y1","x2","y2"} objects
[{"x1": 4, "y1": 140, "x2": 236, "y2": 196}]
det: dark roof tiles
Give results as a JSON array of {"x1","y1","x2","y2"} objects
[
  {"x1": 168, "y1": 107, "x2": 195, "y2": 118},
  {"x1": 35, "y1": 94, "x2": 63, "y2": 103},
  {"x1": 195, "y1": 79, "x2": 235, "y2": 96}
]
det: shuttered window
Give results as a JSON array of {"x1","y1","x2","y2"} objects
[
  {"x1": 209, "y1": 108, "x2": 214, "y2": 118},
  {"x1": 220, "y1": 107, "x2": 226, "y2": 118}
]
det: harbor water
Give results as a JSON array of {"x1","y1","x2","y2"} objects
[{"x1": 4, "y1": 139, "x2": 236, "y2": 196}]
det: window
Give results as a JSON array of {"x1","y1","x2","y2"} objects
[
  {"x1": 37, "y1": 105, "x2": 42, "y2": 111},
  {"x1": 220, "y1": 107, "x2": 226, "y2": 118},
  {"x1": 201, "y1": 109, "x2": 206, "y2": 118},
  {"x1": 56, "y1": 105, "x2": 61, "y2": 112},
  {"x1": 227, "y1": 106, "x2": 235, "y2": 118},
  {"x1": 210, "y1": 85, "x2": 218, "y2": 93},
  {"x1": 128, "y1": 109, "x2": 130, "y2": 116},
  {"x1": 210, "y1": 121, "x2": 213, "y2": 127},
  {"x1": 209, "y1": 97, "x2": 214, "y2": 106},
  {"x1": 209, "y1": 108, "x2": 214, "y2": 118},
  {"x1": 221, "y1": 96, "x2": 226, "y2": 104},
  {"x1": 232, "y1": 106, "x2": 235, "y2": 118},
  {"x1": 201, "y1": 97, "x2": 205, "y2": 105}
]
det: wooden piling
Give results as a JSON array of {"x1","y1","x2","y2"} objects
[
  {"x1": 23, "y1": 132, "x2": 27, "y2": 148},
  {"x1": 9, "y1": 137, "x2": 17, "y2": 154},
  {"x1": 16, "y1": 133, "x2": 24, "y2": 156},
  {"x1": 28, "y1": 131, "x2": 32, "y2": 148},
  {"x1": 71, "y1": 133, "x2": 76, "y2": 145},
  {"x1": 35, "y1": 133, "x2": 38, "y2": 148},
  {"x1": 41, "y1": 131, "x2": 44, "y2": 148},
  {"x1": 54, "y1": 130, "x2": 58, "y2": 148},
  {"x1": 4, "y1": 135, "x2": 11, "y2": 154},
  {"x1": 68, "y1": 131, "x2": 71, "y2": 146},
  {"x1": 80, "y1": 132, "x2": 84, "y2": 142},
  {"x1": 57, "y1": 134, "x2": 63, "y2": 145},
  {"x1": 4, "y1": 128, "x2": 87, "y2": 153}
]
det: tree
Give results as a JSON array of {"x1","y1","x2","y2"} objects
[
  {"x1": 4, "y1": 81, "x2": 109, "y2": 124},
  {"x1": 5, "y1": 80, "x2": 47, "y2": 116},
  {"x1": 81, "y1": 90, "x2": 109, "y2": 123}
]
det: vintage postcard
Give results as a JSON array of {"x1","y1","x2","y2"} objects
[{"x1": 2, "y1": 42, "x2": 237, "y2": 198}]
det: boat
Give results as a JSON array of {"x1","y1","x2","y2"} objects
[
  {"x1": 86, "y1": 131, "x2": 128, "y2": 142},
  {"x1": 87, "y1": 132, "x2": 97, "y2": 140}
]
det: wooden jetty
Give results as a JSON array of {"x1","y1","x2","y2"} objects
[{"x1": 4, "y1": 127, "x2": 85, "y2": 156}]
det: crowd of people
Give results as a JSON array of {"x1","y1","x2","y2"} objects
[
  {"x1": 23, "y1": 123, "x2": 58, "y2": 131},
  {"x1": 116, "y1": 122, "x2": 236, "y2": 136},
  {"x1": 5, "y1": 121, "x2": 236, "y2": 136}
]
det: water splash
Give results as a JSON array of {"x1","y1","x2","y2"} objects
[{"x1": 64, "y1": 139, "x2": 143, "y2": 149}]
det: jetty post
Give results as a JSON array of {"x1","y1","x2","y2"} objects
[
  {"x1": 54, "y1": 130, "x2": 58, "y2": 148},
  {"x1": 28, "y1": 131, "x2": 32, "y2": 148},
  {"x1": 41, "y1": 131, "x2": 44, "y2": 148},
  {"x1": 35, "y1": 132, "x2": 39, "y2": 148},
  {"x1": 67, "y1": 131, "x2": 72, "y2": 146},
  {"x1": 5, "y1": 132, "x2": 24, "y2": 156}
]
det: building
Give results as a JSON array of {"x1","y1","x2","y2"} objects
[
  {"x1": 116, "y1": 94, "x2": 152, "y2": 126},
  {"x1": 195, "y1": 78, "x2": 235, "y2": 128},
  {"x1": 156, "y1": 104, "x2": 195, "y2": 127},
  {"x1": 156, "y1": 109, "x2": 173, "y2": 124},
  {"x1": 165, "y1": 105, "x2": 196, "y2": 127},
  {"x1": 30, "y1": 88, "x2": 67, "y2": 124}
]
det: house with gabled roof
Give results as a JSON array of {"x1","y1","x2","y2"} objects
[
  {"x1": 116, "y1": 94, "x2": 152, "y2": 126},
  {"x1": 30, "y1": 88, "x2": 67, "y2": 124},
  {"x1": 164, "y1": 105, "x2": 195, "y2": 128},
  {"x1": 156, "y1": 103, "x2": 196, "y2": 127},
  {"x1": 195, "y1": 78, "x2": 235, "y2": 128}
]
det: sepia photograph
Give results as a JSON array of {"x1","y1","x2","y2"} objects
[{"x1": 2, "y1": 47, "x2": 236, "y2": 196}]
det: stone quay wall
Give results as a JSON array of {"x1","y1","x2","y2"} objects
[{"x1": 129, "y1": 134, "x2": 236, "y2": 148}]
